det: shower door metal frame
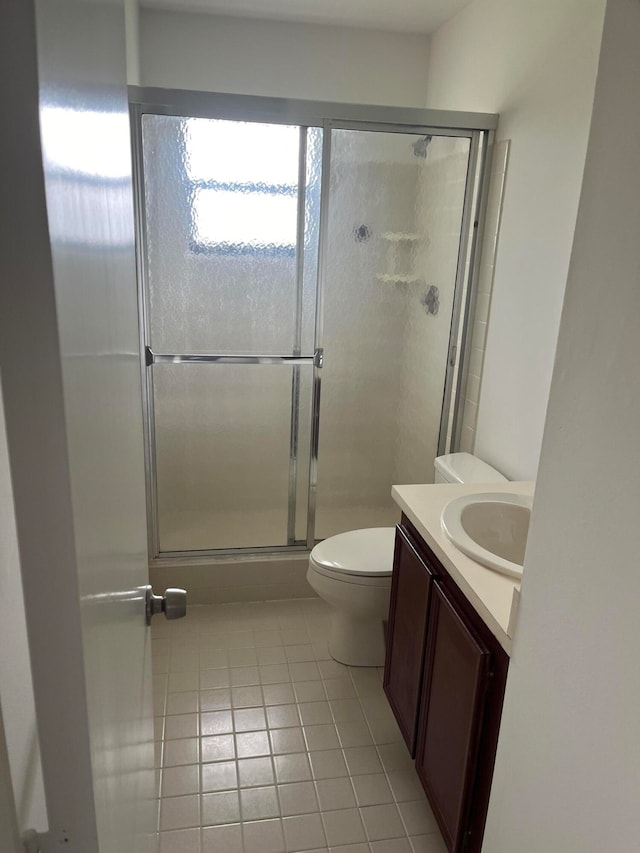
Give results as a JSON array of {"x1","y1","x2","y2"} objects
[{"x1": 129, "y1": 87, "x2": 498, "y2": 562}]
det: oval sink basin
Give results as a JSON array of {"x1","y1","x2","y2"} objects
[{"x1": 441, "y1": 492, "x2": 533, "y2": 579}]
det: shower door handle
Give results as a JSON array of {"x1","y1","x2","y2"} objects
[
  {"x1": 145, "y1": 585, "x2": 187, "y2": 625},
  {"x1": 144, "y1": 347, "x2": 323, "y2": 367}
]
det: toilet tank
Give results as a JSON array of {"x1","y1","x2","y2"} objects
[{"x1": 434, "y1": 452, "x2": 507, "y2": 484}]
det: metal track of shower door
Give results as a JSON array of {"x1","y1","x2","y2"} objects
[{"x1": 144, "y1": 347, "x2": 323, "y2": 556}]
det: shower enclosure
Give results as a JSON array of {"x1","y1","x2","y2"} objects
[{"x1": 130, "y1": 90, "x2": 496, "y2": 560}]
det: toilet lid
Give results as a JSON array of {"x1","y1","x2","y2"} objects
[{"x1": 310, "y1": 528, "x2": 395, "y2": 578}]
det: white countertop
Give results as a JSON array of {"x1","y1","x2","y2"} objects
[{"x1": 391, "y1": 481, "x2": 535, "y2": 655}]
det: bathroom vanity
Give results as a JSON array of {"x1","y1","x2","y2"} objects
[{"x1": 385, "y1": 482, "x2": 533, "y2": 853}]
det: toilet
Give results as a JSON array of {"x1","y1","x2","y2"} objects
[
  {"x1": 307, "y1": 452, "x2": 507, "y2": 667},
  {"x1": 434, "y1": 451, "x2": 507, "y2": 486}
]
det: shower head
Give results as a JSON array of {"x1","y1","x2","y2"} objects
[{"x1": 412, "y1": 135, "x2": 432, "y2": 158}]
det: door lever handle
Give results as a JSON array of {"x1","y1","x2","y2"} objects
[{"x1": 146, "y1": 585, "x2": 187, "y2": 625}]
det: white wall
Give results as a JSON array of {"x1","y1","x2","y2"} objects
[
  {"x1": 0, "y1": 378, "x2": 46, "y2": 836},
  {"x1": 125, "y1": 0, "x2": 141, "y2": 84},
  {"x1": 0, "y1": 703, "x2": 20, "y2": 853},
  {"x1": 484, "y1": 0, "x2": 640, "y2": 848},
  {"x1": 425, "y1": 0, "x2": 606, "y2": 479},
  {"x1": 139, "y1": 8, "x2": 430, "y2": 106}
]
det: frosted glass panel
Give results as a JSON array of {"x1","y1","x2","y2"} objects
[
  {"x1": 316, "y1": 131, "x2": 471, "y2": 539},
  {"x1": 142, "y1": 115, "x2": 320, "y2": 355},
  {"x1": 154, "y1": 364, "x2": 312, "y2": 552}
]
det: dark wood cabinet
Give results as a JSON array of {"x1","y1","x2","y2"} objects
[
  {"x1": 416, "y1": 582, "x2": 490, "y2": 852},
  {"x1": 383, "y1": 526, "x2": 435, "y2": 754},
  {"x1": 384, "y1": 518, "x2": 509, "y2": 853}
]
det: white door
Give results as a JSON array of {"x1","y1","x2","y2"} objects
[{"x1": 0, "y1": 1, "x2": 158, "y2": 852}]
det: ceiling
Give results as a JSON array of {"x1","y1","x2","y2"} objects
[{"x1": 140, "y1": 0, "x2": 474, "y2": 35}]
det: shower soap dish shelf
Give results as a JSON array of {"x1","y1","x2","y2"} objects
[
  {"x1": 378, "y1": 232, "x2": 424, "y2": 284},
  {"x1": 381, "y1": 231, "x2": 422, "y2": 242},
  {"x1": 376, "y1": 273, "x2": 422, "y2": 284}
]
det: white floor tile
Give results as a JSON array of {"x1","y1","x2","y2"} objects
[
  {"x1": 278, "y1": 780, "x2": 319, "y2": 816},
  {"x1": 201, "y1": 823, "x2": 242, "y2": 853},
  {"x1": 397, "y1": 801, "x2": 438, "y2": 836},
  {"x1": 336, "y1": 721, "x2": 374, "y2": 749},
  {"x1": 240, "y1": 785, "x2": 280, "y2": 821},
  {"x1": 327, "y1": 844, "x2": 368, "y2": 853},
  {"x1": 199, "y1": 649, "x2": 228, "y2": 670},
  {"x1": 243, "y1": 818, "x2": 286, "y2": 853},
  {"x1": 308, "y1": 749, "x2": 348, "y2": 780},
  {"x1": 258, "y1": 646, "x2": 288, "y2": 665},
  {"x1": 201, "y1": 790, "x2": 240, "y2": 825},
  {"x1": 236, "y1": 730, "x2": 271, "y2": 758},
  {"x1": 285, "y1": 644, "x2": 316, "y2": 663},
  {"x1": 230, "y1": 665, "x2": 261, "y2": 687},
  {"x1": 160, "y1": 794, "x2": 199, "y2": 831},
  {"x1": 154, "y1": 598, "x2": 444, "y2": 853},
  {"x1": 254, "y1": 629, "x2": 283, "y2": 647},
  {"x1": 201, "y1": 734, "x2": 235, "y2": 763},
  {"x1": 263, "y1": 683, "x2": 297, "y2": 706},
  {"x1": 370, "y1": 838, "x2": 413, "y2": 853},
  {"x1": 267, "y1": 704, "x2": 302, "y2": 729},
  {"x1": 282, "y1": 813, "x2": 326, "y2": 851},
  {"x1": 343, "y1": 746, "x2": 383, "y2": 777},
  {"x1": 229, "y1": 648, "x2": 258, "y2": 668},
  {"x1": 233, "y1": 707, "x2": 267, "y2": 732},
  {"x1": 294, "y1": 681, "x2": 327, "y2": 703},
  {"x1": 377, "y1": 743, "x2": 414, "y2": 774},
  {"x1": 321, "y1": 808, "x2": 366, "y2": 847},
  {"x1": 163, "y1": 738, "x2": 199, "y2": 767},
  {"x1": 360, "y1": 803, "x2": 406, "y2": 841},
  {"x1": 165, "y1": 713, "x2": 198, "y2": 740},
  {"x1": 299, "y1": 701, "x2": 333, "y2": 726},
  {"x1": 351, "y1": 773, "x2": 394, "y2": 807},
  {"x1": 289, "y1": 662, "x2": 321, "y2": 682},
  {"x1": 199, "y1": 668, "x2": 230, "y2": 690},
  {"x1": 200, "y1": 688, "x2": 232, "y2": 711},
  {"x1": 274, "y1": 753, "x2": 313, "y2": 784},
  {"x1": 230, "y1": 685, "x2": 263, "y2": 708},
  {"x1": 323, "y1": 678, "x2": 356, "y2": 700},
  {"x1": 261, "y1": 664, "x2": 293, "y2": 684},
  {"x1": 238, "y1": 756, "x2": 275, "y2": 788},
  {"x1": 166, "y1": 692, "x2": 199, "y2": 716},
  {"x1": 386, "y1": 769, "x2": 425, "y2": 803},
  {"x1": 314, "y1": 777, "x2": 356, "y2": 812},
  {"x1": 304, "y1": 724, "x2": 341, "y2": 751},
  {"x1": 318, "y1": 660, "x2": 350, "y2": 679},
  {"x1": 270, "y1": 727, "x2": 306, "y2": 755},
  {"x1": 281, "y1": 628, "x2": 310, "y2": 645},
  {"x1": 159, "y1": 827, "x2": 200, "y2": 853},
  {"x1": 168, "y1": 671, "x2": 199, "y2": 693},
  {"x1": 200, "y1": 710, "x2": 232, "y2": 736},
  {"x1": 201, "y1": 760, "x2": 237, "y2": 793},
  {"x1": 408, "y1": 833, "x2": 447, "y2": 853},
  {"x1": 329, "y1": 699, "x2": 365, "y2": 723},
  {"x1": 162, "y1": 764, "x2": 200, "y2": 797}
]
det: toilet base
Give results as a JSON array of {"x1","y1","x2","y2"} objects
[{"x1": 328, "y1": 611, "x2": 387, "y2": 667}]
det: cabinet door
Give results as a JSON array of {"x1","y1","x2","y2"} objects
[
  {"x1": 384, "y1": 526, "x2": 434, "y2": 754},
  {"x1": 416, "y1": 582, "x2": 490, "y2": 853}
]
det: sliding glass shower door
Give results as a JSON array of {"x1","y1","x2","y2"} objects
[
  {"x1": 315, "y1": 128, "x2": 473, "y2": 540},
  {"x1": 133, "y1": 93, "x2": 490, "y2": 559},
  {"x1": 139, "y1": 115, "x2": 322, "y2": 554}
]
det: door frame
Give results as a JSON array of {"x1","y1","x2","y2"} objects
[{"x1": 129, "y1": 87, "x2": 497, "y2": 562}]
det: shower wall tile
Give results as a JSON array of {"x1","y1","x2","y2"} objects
[
  {"x1": 393, "y1": 136, "x2": 471, "y2": 486},
  {"x1": 459, "y1": 140, "x2": 510, "y2": 454}
]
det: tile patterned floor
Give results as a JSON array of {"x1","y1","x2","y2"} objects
[{"x1": 152, "y1": 598, "x2": 446, "y2": 853}]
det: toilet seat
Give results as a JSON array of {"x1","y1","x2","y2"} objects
[
  {"x1": 309, "y1": 528, "x2": 395, "y2": 582},
  {"x1": 307, "y1": 527, "x2": 395, "y2": 666}
]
